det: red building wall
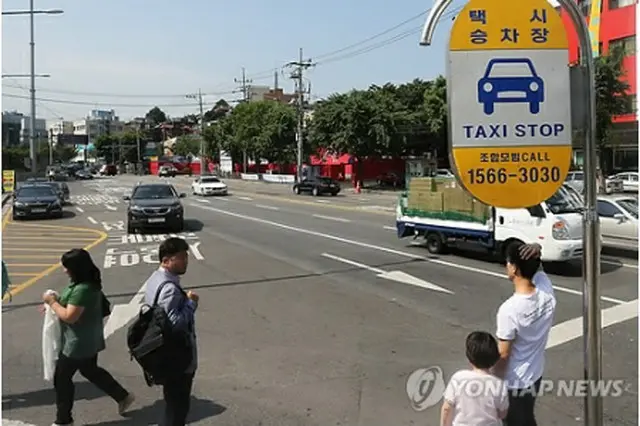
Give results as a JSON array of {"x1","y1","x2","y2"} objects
[{"x1": 561, "y1": 0, "x2": 637, "y2": 123}]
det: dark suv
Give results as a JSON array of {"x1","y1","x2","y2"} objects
[
  {"x1": 12, "y1": 184, "x2": 63, "y2": 220},
  {"x1": 124, "y1": 183, "x2": 186, "y2": 234},
  {"x1": 293, "y1": 176, "x2": 341, "y2": 196}
]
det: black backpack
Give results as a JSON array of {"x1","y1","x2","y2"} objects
[{"x1": 126, "y1": 281, "x2": 193, "y2": 386}]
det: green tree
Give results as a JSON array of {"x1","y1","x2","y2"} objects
[
  {"x1": 226, "y1": 101, "x2": 297, "y2": 166},
  {"x1": 173, "y1": 135, "x2": 201, "y2": 156},
  {"x1": 308, "y1": 88, "x2": 406, "y2": 163},
  {"x1": 423, "y1": 75, "x2": 448, "y2": 142},
  {"x1": 595, "y1": 46, "x2": 632, "y2": 173},
  {"x1": 204, "y1": 99, "x2": 230, "y2": 122},
  {"x1": 145, "y1": 106, "x2": 167, "y2": 125}
]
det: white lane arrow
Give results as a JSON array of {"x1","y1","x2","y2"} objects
[
  {"x1": 104, "y1": 283, "x2": 146, "y2": 339},
  {"x1": 321, "y1": 253, "x2": 453, "y2": 294}
]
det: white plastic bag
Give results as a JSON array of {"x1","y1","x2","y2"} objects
[{"x1": 42, "y1": 302, "x2": 61, "y2": 381}]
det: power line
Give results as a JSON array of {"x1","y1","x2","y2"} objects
[{"x1": 1, "y1": 92, "x2": 225, "y2": 108}]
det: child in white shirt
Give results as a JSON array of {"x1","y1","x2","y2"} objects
[{"x1": 440, "y1": 331, "x2": 508, "y2": 426}]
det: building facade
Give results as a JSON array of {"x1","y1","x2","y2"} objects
[
  {"x1": 73, "y1": 109, "x2": 124, "y2": 143},
  {"x1": 48, "y1": 120, "x2": 74, "y2": 146},
  {"x1": 561, "y1": 0, "x2": 638, "y2": 172},
  {"x1": 2, "y1": 111, "x2": 23, "y2": 147}
]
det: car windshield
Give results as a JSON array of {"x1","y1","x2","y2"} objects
[
  {"x1": 617, "y1": 199, "x2": 638, "y2": 219},
  {"x1": 545, "y1": 185, "x2": 584, "y2": 214},
  {"x1": 201, "y1": 177, "x2": 220, "y2": 183},
  {"x1": 318, "y1": 177, "x2": 334, "y2": 183},
  {"x1": 132, "y1": 185, "x2": 175, "y2": 199},
  {"x1": 487, "y1": 61, "x2": 533, "y2": 78},
  {"x1": 18, "y1": 187, "x2": 56, "y2": 198}
]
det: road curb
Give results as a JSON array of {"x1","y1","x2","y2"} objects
[{"x1": 2, "y1": 193, "x2": 11, "y2": 206}]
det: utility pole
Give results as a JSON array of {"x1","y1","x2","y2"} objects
[
  {"x1": 234, "y1": 68, "x2": 252, "y2": 173},
  {"x1": 186, "y1": 90, "x2": 206, "y2": 175},
  {"x1": 286, "y1": 48, "x2": 315, "y2": 182}
]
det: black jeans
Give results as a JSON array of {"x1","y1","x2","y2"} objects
[
  {"x1": 162, "y1": 373, "x2": 195, "y2": 426},
  {"x1": 54, "y1": 354, "x2": 129, "y2": 425},
  {"x1": 505, "y1": 377, "x2": 543, "y2": 426}
]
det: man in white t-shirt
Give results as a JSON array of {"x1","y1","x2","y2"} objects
[{"x1": 493, "y1": 242, "x2": 556, "y2": 425}]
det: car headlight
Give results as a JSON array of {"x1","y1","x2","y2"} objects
[
  {"x1": 530, "y1": 81, "x2": 539, "y2": 91},
  {"x1": 483, "y1": 82, "x2": 492, "y2": 92},
  {"x1": 171, "y1": 203, "x2": 183, "y2": 211},
  {"x1": 129, "y1": 205, "x2": 143, "y2": 212},
  {"x1": 13, "y1": 201, "x2": 24, "y2": 207},
  {"x1": 51, "y1": 200, "x2": 61, "y2": 208},
  {"x1": 552, "y1": 219, "x2": 571, "y2": 240}
]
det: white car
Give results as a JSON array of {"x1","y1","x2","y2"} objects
[
  {"x1": 608, "y1": 172, "x2": 639, "y2": 193},
  {"x1": 597, "y1": 195, "x2": 638, "y2": 251},
  {"x1": 191, "y1": 175, "x2": 228, "y2": 196}
]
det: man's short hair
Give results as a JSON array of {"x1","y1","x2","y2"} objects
[
  {"x1": 506, "y1": 242, "x2": 541, "y2": 280},
  {"x1": 158, "y1": 237, "x2": 190, "y2": 262},
  {"x1": 465, "y1": 331, "x2": 500, "y2": 369}
]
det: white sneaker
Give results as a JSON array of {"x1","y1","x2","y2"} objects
[{"x1": 118, "y1": 392, "x2": 135, "y2": 415}]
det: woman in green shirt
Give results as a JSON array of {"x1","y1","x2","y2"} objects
[{"x1": 43, "y1": 248, "x2": 135, "y2": 426}]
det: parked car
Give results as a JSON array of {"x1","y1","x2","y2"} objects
[
  {"x1": 158, "y1": 165, "x2": 177, "y2": 178},
  {"x1": 566, "y1": 170, "x2": 624, "y2": 194},
  {"x1": 99, "y1": 164, "x2": 118, "y2": 176},
  {"x1": 293, "y1": 176, "x2": 340, "y2": 196},
  {"x1": 124, "y1": 183, "x2": 186, "y2": 234},
  {"x1": 376, "y1": 172, "x2": 404, "y2": 188},
  {"x1": 191, "y1": 175, "x2": 228, "y2": 196},
  {"x1": 75, "y1": 169, "x2": 94, "y2": 180},
  {"x1": 608, "y1": 172, "x2": 638, "y2": 193},
  {"x1": 597, "y1": 194, "x2": 638, "y2": 250},
  {"x1": 12, "y1": 184, "x2": 63, "y2": 220}
]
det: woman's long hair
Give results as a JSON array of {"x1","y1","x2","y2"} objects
[{"x1": 61, "y1": 248, "x2": 102, "y2": 290}]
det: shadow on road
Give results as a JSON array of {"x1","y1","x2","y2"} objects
[
  {"x1": 3, "y1": 382, "x2": 105, "y2": 411},
  {"x1": 83, "y1": 396, "x2": 226, "y2": 426}
]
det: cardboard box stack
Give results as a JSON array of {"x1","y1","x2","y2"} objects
[{"x1": 405, "y1": 177, "x2": 490, "y2": 222}]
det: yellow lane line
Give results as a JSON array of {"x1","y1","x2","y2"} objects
[
  {"x1": 4, "y1": 242, "x2": 92, "y2": 247},
  {"x1": 3, "y1": 236, "x2": 97, "y2": 241},
  {"x1": 2, "y1": 208, "x2": 11, "y2": 230},
  {"x1": 3, "y1": 247, "x2": 77, "y2": 252},
  {"x1": 3, "y1": 225, "x2": 108, "y2": 300},
  {"x1": 4, "y1": 230, "x2": 99, "y2": 236},
  {"x1": 6, "y1": 263, "x2": 55, "y2": 267},
  {"x1": 10, "y1": 273, "x2": 40, "y2": 277}
]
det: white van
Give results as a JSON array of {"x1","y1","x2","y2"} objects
[{"x1": 396, "y1": 184, "x2": 585, "y2": 263}]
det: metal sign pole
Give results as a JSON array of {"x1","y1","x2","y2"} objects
[{"x1": 419, "y1": 1, "x2": 601, "y2": 425}]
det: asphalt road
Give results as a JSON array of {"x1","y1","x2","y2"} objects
[{"x1": 2, "y1": 176, "x2": 638, "y2": 426}]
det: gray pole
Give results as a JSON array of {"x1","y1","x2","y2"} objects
[
  {"x1": 29, "y1": 0, "x2": 37, "y2": 174},
  {"x1": 560, "y1": 3, "x2": 602, "y2": 424},
  {"x1": 419, "y1": 2, "x2": 601, "y2": 425},
  {"x1": 48, "y1": 128, "x2": 53, "y2": 165},
  {"x1": 296, "y1": 48, "x2": 304, "y2": 183},
  {"x1": 199, "y1": 89, "x2": 206, "y2": 175}
]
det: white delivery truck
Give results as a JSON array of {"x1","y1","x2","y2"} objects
[{"x1": 396, "y1": 180, "x2": 586, "y2": 263}]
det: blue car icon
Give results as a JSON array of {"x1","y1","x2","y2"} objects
[{"x1": 477, "y1": 58, "x2": 544, "y2": 115}]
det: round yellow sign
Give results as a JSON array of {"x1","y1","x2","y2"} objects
[{"x1": 447, "y1": 0, "x2": 572, "y2": 208}]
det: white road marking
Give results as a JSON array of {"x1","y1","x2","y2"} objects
[
  {"x1": 87, "y1": 216, "x2": 98, "y2": 224},
  {"x1": 75, "y1": 206, "x2": 84, "y2": 213},
  {"x1": 105, "y1": 204, "x2": 117, "y2": 211},
  {"x1": 3, "y1": 420, "x2": 38, "y2": 426},
  {"x1": 384, "y1": 226, "x2": 397, "y2": 231},
  {"x1": 601, "y1": 258, "x2": 638, "y2": 269},
  {"x1": 315, "y1": 199, "x2": 330, "y2": 203},
  {"x1": 196, "y1": 198, "x2": 211, "y2": 203},
  {"x1": 190, "y1": 203, "x2": 631, "y2": 305},
  {"x1": 322, "y1": 253, "x2": 454, "y2": 294},
  {"x1": 238, "y1": 196, "x2": 253, "y2": 201},
  {"x1": 312, "y1": 214, "x2": 351, "y2": 223},
  {"x1": 547, "y1": 299, "x2": 638, "y2": 349},
  {"x1": 256, "y1": 204, "x2": 280, "y2": 211}
]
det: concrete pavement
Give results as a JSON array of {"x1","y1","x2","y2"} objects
[{"x1": 2, "y1": 176, "x2": 637, "y2": 425}]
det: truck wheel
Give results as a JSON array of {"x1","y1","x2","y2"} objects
[{"x1": 425, "y1": 232, "x2": 445, "y2": 254}]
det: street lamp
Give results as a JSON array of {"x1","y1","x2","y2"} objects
[{"x1": 2, "y1": 3, "x2": 63, "y2": 174}]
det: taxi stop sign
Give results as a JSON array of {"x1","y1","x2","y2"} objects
[{"x1": 448, "y1": 0, "x2": 572, "y2": 208}]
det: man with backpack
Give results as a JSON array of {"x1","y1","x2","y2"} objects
[{"x1": 141, "y1": 237, "x2": 199, "y2": 426}]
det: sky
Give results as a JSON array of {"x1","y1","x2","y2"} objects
[{"x1": 1, "y1": 0, "x2": 468, "y2": 123}]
